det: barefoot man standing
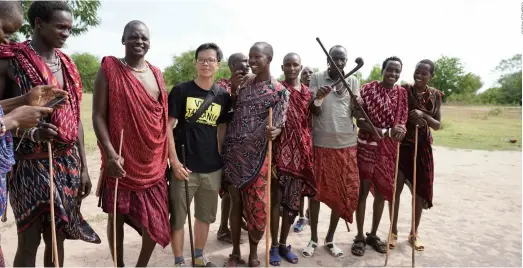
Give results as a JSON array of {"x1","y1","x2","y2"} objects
[
  {"x1": 222, "y1": 42, "x2": 289, "y2": 267},
  {"x1": 93, "y1": 20, "x2": 171, "y2": 267}
]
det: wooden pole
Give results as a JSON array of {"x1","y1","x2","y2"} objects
[
  {"x1": 265, "y1": 107, "x2": 273, "y2": 267},
  {"x1": 113, "y1": 129, "x2": 124, "y2": 267},
  {"x1": 47, "y1": 142, "x2": 59, "y2": 268},
  {"x1": 411, "y1": 127, "x2": 419, "y2": 267},
  {"x1": 385, "y1": 142, "x2": 401, "y2": 266}
]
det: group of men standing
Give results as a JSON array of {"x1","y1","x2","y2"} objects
[{"x1": 0, "y1": 1, "x2": 443, "y2": 267}]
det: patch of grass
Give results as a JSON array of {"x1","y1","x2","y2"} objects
[
  {"x1": 80, "y1": 95, "x2": 521, "y2": 152},
  {"x1": 433, "y1": 106, "x2": 522, "y2": 151},
  {"x1": 80, "y1": 93, "x2": 97, "y2": 152}
]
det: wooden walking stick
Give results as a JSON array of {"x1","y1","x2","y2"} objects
[
  {"x1": 113, "y1": 129, "x2": 124, "y2": 267},
  {"x1": 384, "y1": 142, "x2": 401, "y2": 266},
  {"x1": 265, "y1": 107, "x2": 273, "y2": 268},
  {"x1": 47, "y1": 142, "x2": 59, "y2": 268},
  {"x1": 181, "y1": 144, "x2": 196, "y2": 267},
  {"x1": 411, "y1": 127, "x2": 419, "y2": 267}
]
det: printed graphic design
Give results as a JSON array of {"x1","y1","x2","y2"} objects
[{"x1": 185, "y1": 97, "x2": 222, "y2": 126}]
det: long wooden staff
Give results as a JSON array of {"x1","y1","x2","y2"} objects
[
  {"x1": 384, "y1": 142, "x2": 401, "y2": 266},
  {"x1": 265, "y1": 107, "x2": 273, "y2": 267},
  {"x1": 113, "y1": 129, "x2": 124, "y2": 267},
  {"x1": 47, "y1": 142, "x2": 59, "y2": 268},
  {"x1": 181, "y1": 144, "x2": 196, "y2": 267},
  {"x1": 411, "y1": 127, "x2": 419, "y2": 267},
  {"x1": 315, "y1": 37, "x2": 380, "y2": 138}
]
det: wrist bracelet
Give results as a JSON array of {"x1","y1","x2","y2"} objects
[
  {"x1": 388, "y1": 128, "x2": 391, "y2": 137},
  {"x1": 0, "y1": 117, "x2": 6, "y2": 137},
  {"x1": 313, "y1": 98, "x2": 324, "y2": 107},
  {"x1": 29, "y1": 128, "x2": 37, "y2": 142}
]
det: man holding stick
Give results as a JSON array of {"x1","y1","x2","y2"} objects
[
  {"x1": 93, "y1": 20, "x2": 172, "y2": 266},
  {"x1": 268, "y1": 53, "x2": 315, "y2": 265},
  {"x1": 222, "y1": 42, "x2": 289, "y2": 267},
  {"x1": 168, "y1": 43, "x2": 233, "y2": 267},
  {"x1": 351, "y1": 56, "x2": 408, "y2": 257},
  {"x1": 0, "y1": 2, "x2": 100, "y2": 266},
  {"x1": 216, "y1": 52, "x2": 249, "y2": 244},
  {"x1": 301, "y1": 45, "x2": 362, "y2": 258}
]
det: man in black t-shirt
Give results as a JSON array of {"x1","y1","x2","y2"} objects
[{"x1": 167, "y1": 43, "x2": 233, "y2": 267}]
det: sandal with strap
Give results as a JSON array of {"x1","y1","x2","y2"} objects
[
  {"x1": 226, "y1": 254, "x2": 246, "y2": 267},
  {"x1": 388, "y1": 233, "x2": 398, "y2": 249},
  {"x1": 248, "y1": 259, "x2": 261, "y2": 267},
  {"x1": 351, "y1": 236, "x2": 366, "y2": 256},
  {"x1": 365, "y1": 232, "x2": 387, "y2": 254},
  {"x1": 279, "y1": 245, "x2": 298, "y2": 264},
  {"x1": 324, "y1": 239, "x2": 344, "y2": 258},
  {"x1": 408, "y1": 234, "x2": 425, "y2": 251},
  {"x1": 301, "y1": 240, "x2": 317, "y2": 258},
  {"x1": 269, "y1": 247, "x2": 281, "y2": 266},
  {"x1": 293, "y1": 217, "x2": 307, "y2": 233}
]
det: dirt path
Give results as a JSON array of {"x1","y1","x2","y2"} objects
[{"x1": 1, "y1": 146, "x2": 521, "y2": 267}]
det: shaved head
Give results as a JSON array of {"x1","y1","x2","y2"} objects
[
  {"x1": 228, "y1": 52, "x2": 246, "y2": 67},
  {"x1": 252, "y1": 41, "x2": 273, "y2": 58},
  {"x1": 122, "y1": 20, "x2": 148, "y2": 40},
  {"x1": 0, "y1": 1, "x2": 22, "y2": 17},
  {"x1": 283, "y1": 52, "x2": 301, "y2": 64},
  {"x1": 0, "y1": 1, "x2": 23, "y2": 44}
]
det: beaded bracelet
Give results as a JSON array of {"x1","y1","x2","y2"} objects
[{"x1": 0, "y1": 117, "x2": 6, "y2": 136}]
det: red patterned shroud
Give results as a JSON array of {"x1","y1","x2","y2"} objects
[
  {"x1": 222, "y1": 75, "x2": 289, "y2": 190},
  {"x1": 357, "y1": 80, "x2": 408, "y2": 202},
  {"x1": 273, "y1": 81, "x2": 315, "y2": 217},
  {"x1": 98, "y1": 56, "x2": 170, "y2": 247},
  {"x1": 0, "y1": 41, "x2": 82, "y2": 145}
]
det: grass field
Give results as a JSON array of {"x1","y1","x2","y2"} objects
[{"x1": 80, "y1": 94, "x2": 522, "y2": 152}]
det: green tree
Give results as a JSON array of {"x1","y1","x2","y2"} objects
[
  {"x1": 428, "y1": 56, "x2": 465, "y2": 98},
  {"x1": 163, "y1": 50, "x2": 231, "y2": 89},
  {"x1": 364, "y1": 64, "x2": 382, "y2": 83},
  {"x1": 458, "y1": 72, "x2": 483, "y2": 94},
  {"x1": 493, "y1": 54, "x2": 522, "y2": 105},
  {"x1": 70, "y1": 52, "x2": 100, "y2": 93},
  {"x1": 11, "y1": 0, "x2": 101, "y2": 42}
]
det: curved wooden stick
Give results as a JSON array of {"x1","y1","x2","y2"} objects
[
  {"x1": 265, "y1": 107, "x2": 273, "y2": 267},
  {"x1": 384, "y1": 142, "x2": 401, "y2": 266},
  {"x1": 113, "y1": 129, "x2": 124, "y2": 268},
  {"x1": 411, "y1": 127, "x2": 419, "y2": 267},
  {"x1": 47, "y1": 142, "x2": 59, "y2": 268}
]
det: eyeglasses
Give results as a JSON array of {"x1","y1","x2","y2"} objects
[{"x1": 196, "y1": 58, "x2": 217, "y2": 64}]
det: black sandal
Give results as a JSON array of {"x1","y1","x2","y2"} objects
[
  {"x1": 365, "y1": 232, "x2": 387, "y2": 254},
  {"x1": 351, "y1": 236, "x2": 366, "y2": 256}
]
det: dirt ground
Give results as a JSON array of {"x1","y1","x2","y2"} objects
[{"x1": 1, "y1": 146, "x2": 521, "y2": 267}]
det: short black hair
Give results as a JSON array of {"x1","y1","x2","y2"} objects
[
  {"x1": 195, "y1": 42, "x2": 223, "y2": 62},
  {"x1": 381, "y1": 56, "x2": 403, "y2": 71},
  {"x1": 328, "y1": 45, "x2": 346, "y2": 55},
  {"x1": 252, "y1": 42, "x2": 273, "y2": 58},
  {"x1": 0, "y1": 1, "x2": 22, "y2": 19},
  {"x1": 28, "y1": 1, "x2": 71, "y2": 29},
  {"x1": 227, "y1": 52, "x2": 245, "y2": 68},
  {"x1": 417, "y1": 59, "x2": 435, "y2": 75}
]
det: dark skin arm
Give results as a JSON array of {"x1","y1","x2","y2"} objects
[
  {"x1": 77, "y1": 121, "x2": 92, "y2": 199},
  {"x1": 92, "y1": 68, "x2": 126, "y2": 178},
  {"x1": 308, "y1": 97, "x2": 321, "y2": 116},
  {"x1": 410, "y1": 109, "x2": 441, "y2": 130}
]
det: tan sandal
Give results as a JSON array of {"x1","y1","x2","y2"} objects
[
  {"x1": 408, "y1": 234, "x2": 424, "y2": 251},
  {"x1": 388, "y1": 233, "x2": 398, "y2": 249}
]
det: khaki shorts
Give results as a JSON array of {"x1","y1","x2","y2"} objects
[{"x1": 169, "y1": 169, "x2": 222, "y2": 229}]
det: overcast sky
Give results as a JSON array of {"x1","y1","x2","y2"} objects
[{"x1": 62, "y1": 0, "x2": 522, "y2": 92}]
